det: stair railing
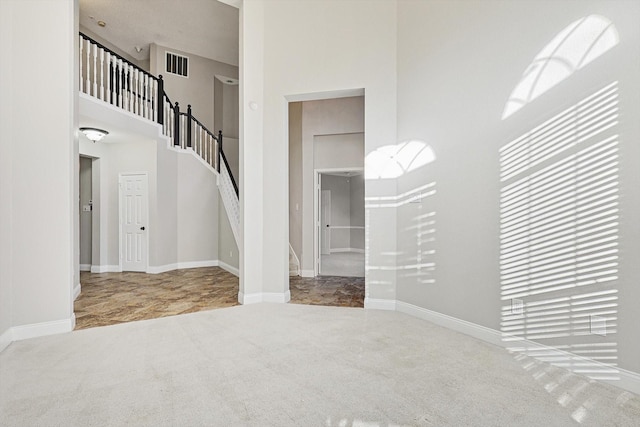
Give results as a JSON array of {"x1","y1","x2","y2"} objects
[{"x1": 79, "y1": 32, "x2": 239, "y2": 194}]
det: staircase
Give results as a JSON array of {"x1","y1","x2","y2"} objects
[
  {"x1": 79, "y1": 32, "x2": 241, "y2": 250},
  {"x1": 289, "y1": 244, "x2": 300, "y2": 276}
]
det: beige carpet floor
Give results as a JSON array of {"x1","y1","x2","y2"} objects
[{"x1": 1, "y1": 303, "x2": 638, "y2": 426}]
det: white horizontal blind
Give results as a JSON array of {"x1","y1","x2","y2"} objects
[{"x1": 499, "y1": 82, "x2": 619, "y2": 380}]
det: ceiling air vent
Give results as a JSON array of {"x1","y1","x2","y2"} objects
[{"x1": 166, "y1": 52, "x2": 189, "y2": 78}]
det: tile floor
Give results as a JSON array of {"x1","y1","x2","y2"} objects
[{"x1": 75, "y1": 268, "x2": 365, "y2": 330}]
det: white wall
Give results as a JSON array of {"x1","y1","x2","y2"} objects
[
  {"x1": 0, "y1": 0, "x2": 77, "y2": 345},
  {"x1": 395, "y1": 0, "x2": 640, "y2": 376},
  {"x1": 79, "y1": 157, "x2": 92, "y2": 267},
  {"x1": 79, "y1": 95, "x2": 222, "y2": 273},
  {"x1": 241, "y1": 0, "x2": 397, "y2": 302},
  {"x1": 177, "y1": 154, "x2": 219, "y2": 263},
  {"x1": 349, "y1": 174, "x2": 365, "y2": 251},
  {"x1": 150, "y1": 43, "x2": 238, "y2": 133}
]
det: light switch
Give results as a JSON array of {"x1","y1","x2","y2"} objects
[{"x1": 82, "y1": 205, "x2": 92, "y2": 212}]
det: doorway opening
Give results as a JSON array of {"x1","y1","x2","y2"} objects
[
  {"x1": 315, "y1": 170, "x2": 364, "y2": 277},
  {"x1": 287, "y1": 95, "x2": 365, "y2": 307}
]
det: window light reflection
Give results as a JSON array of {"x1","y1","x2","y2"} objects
[
  {"x1": 503, "y1": 15, "x2": 618, "y2": 119},
  {"x1": 365, "y1": 140, "x2": 435, "y2": 180}
]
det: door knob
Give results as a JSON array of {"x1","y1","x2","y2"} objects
[{"x1": 140, "y1": 226, "x2": 145, "y2": 231}]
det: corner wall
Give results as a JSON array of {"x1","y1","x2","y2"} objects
[
  {"x1": 0, "y1": 0, "x2": 77, "y2": 347},
  {"x1": 241, "y1": 0, "x2": 397, "y2": 302}
]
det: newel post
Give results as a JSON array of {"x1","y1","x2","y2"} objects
[
  {"x1": 174, "y1": 102, "x2": 180, "y2": 146},
  {"x1": 157, "y1": 75, "x2": 164, "y2": 125},
  {"x1": 217, "y1": 130, "x2": 223, "y2": 173},
  {"x1": 187, "y1": 104, "x2": 192, "y2": 148}
]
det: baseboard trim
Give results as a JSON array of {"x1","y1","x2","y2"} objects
[
  {"x1": 238, "y1": 292, "x2": 262, "y2": 305},
  {"x1": 395, "y1": 300, "x2": 640, "y2": 395},
  {"x1": 90, "y1": 265, "x2": 121, "y2": 273},
  {"x1": 178, "y1": 260, "x2": 218, "y2": 269},
  {"x1": 238, "y1": 291, "x2": 291, "y2": 305},
  {"x1": 147, "y1": 260, "x2": 217, "y2": 274},
  {"x1": 300, "y1": 269, "x2": 315, "y2": 278},
  {"x1": 11, "y1": 318, "x2": 74, "y2": 341},
  {"x1": 79, "y1": 264, "x2": 91, "y2": 272},
  {"x1": 364, "y1": 298, "x2": 397, "y2": 310},
  {"x1": 263, "y1": 290, "x2": 291, "y2": 303},
  {"x1": 330, "y1": 248, "x2": 365, "y2": 254},
  {"x1": 0, "y1": 328, "x2": 12, "y2": 353},
  {"x1": 73, "y1": 283, "x2": 82, "y2": 300},
  {"x1": 217, "y1": 260, "x2": 239, "y2": 277},
  {"x1": 396, "y1": 301, "x2": 503, "y2": 346}
]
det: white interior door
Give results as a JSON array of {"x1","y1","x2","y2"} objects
[
  {"x1": 120, "y1": 173, "x2": 148, "y2": 272},
  {"x1": 321, "y1": 189, "x2": 331, "y2": 255}
]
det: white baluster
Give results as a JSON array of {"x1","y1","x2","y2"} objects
[
  {"x1": 92, "y1": 43, "x2": 98, "y2": 97},
  {"x1": 133, "y1": 68, "x2": 142, "y2": 116},
  {"x1": 85, "y1": 39, "x2": 91, "y2": 94},
  {"x1": 133, "y1": 69, "x2": 139, "y2": 114},
  {"x1": 79, "y1": 37, "x2": 83, "y2": 92},
  {"x1": 143, "y1": 74, "x2": 149, "y2": 119},
  {"x1": 105, "y1": 52, "x2": 111, "y2": 103},
  {"x1": 196, "y1": 125, "x2": 202, "y2": 155},
  {"x1": 118, "y1": 59, "x2": 123, "y2": 107},
  {"x1": 110, "y1": 56, "x2": 116, "y2": 105},
  {"x1": 99, "y1": 48, "x2": 105, "y2": 100},
  {"x1": 128, "y1": 65, "x2": 134, "y2": 112}
]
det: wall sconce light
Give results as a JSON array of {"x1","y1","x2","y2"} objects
[{"x1": 80, "y1": 127, "x2": 109, "y2": 143}]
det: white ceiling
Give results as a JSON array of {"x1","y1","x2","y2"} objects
[{"x1": 79, "y1": 0, "x2": 239, "y2": 66}]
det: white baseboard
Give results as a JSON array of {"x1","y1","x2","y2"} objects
[
  {"x1": 90, "y1": 265, "x2": 121, "y2": 273},
  {"x1": 364, "y1": 298, "x2": 397, "y2": 310},
  {"x1": 73, "y1": 283, "x2": 82, "y2": 300},
  {"x1": 79, "y1": 264, "x2": 91, "y2": 272},
  {"x1": 238, "y1": 292, "x2": 262, "y2": 305},
  {"x1": 0, "y1": 328, "x2": 12, "y2": 353},
  {"x1": 395, "y1": 300, "x2": 640, "y2": 396},
  {"x1": 11, "y1": 318, "x2": 74, "y2": 341},
  {"x1": 147, "y1": 260, "x2": 220, "y2": 274},
  {"x1": 396, "y1": 301, "x2": 503, "y2": 346},
  {"x1": 238, "y1": 290, "x2": 291, "y2": 305},
  {"x1": 300, "y1": 269, "x2": 315, "y2": 278},
  {"x1": 330, "y1": 248, "x2": 365, "y2": 254},
  {"x1": 178, "y1": 260, "x2": 218, "y2": 269},
  {"x1": 218, "y1": 260, "x2": 239, "y2": 277},
  {"x1": 263, "y1": 290, "x2": 291, "y2": 303}
]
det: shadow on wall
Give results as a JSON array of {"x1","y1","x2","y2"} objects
[{"x1": 500, "y1": 15, "x2": 621, "y2": 391}]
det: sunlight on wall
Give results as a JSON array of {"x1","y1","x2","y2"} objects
[
  {"x1": 500, "y1": 82, "x2": 620, "y2": 381},
  {"x1": 365, "y1": 140, "x2": 435, "y2": 180},
  {"x1": 365, "y1": 183, "x2": 436, "y2": 287},
  {"x1": 502, "y1": 15, "x2": 618, "y2": 119}
]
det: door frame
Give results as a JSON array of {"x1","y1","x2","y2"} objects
[
  {"x1": 118, "y1": 172, "x2": 149, "y2": 272},
  {"x1": 313, "y1": 167, "x2": 364, "y2": 277}
]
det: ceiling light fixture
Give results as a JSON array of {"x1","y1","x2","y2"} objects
[{"x1": 80, "y1": 127, "x2": 109, "y2": 143}]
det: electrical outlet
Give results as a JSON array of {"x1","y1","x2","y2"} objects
[
  {"x1": 511, "y1": 298, "x2": 524, "y2": 315},
  {"x1": 590, "y1": 315, "x2": 607, "y2": 336}
]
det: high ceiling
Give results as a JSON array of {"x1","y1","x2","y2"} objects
[{"x1": 79, "y1": 0, "x2": 239, "y2": 66}]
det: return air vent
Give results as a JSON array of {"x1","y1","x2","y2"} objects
[{"x1": 166, "y1": 52, "x2": 189, "y2": 77}]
